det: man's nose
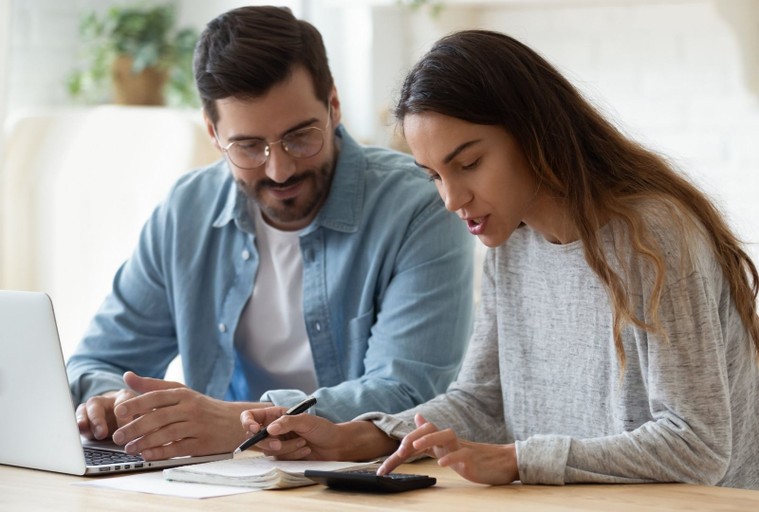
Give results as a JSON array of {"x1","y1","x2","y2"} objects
[{"x1": 264, "y1": 142, "x2": 297, "y2": 183}]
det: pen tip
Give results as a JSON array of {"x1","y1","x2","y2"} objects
[{"x1": 233, "y1": 448, "x2": 241, "y2": 455}]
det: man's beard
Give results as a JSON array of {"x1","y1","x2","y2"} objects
[{"x1": 237, "y1": 160, "x2": 334, "y2": 226}]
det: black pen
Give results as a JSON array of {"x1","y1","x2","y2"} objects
[{"x1": 233, "y1": 396, "x2": 317, "y2": 455}]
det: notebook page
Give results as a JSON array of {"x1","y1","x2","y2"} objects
[{"x1": 163, "y1": 454, "x2": 379, "y2": 489}]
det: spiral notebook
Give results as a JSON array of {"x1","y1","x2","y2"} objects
[{"x1": 164, "y1": 454, "x2": 379, "y2": 489}]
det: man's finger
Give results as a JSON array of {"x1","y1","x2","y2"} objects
[
  {"x1": 114, "y1": 388, "x2": 183, "y2": 420},
  {"x1": 123, "y1": 371, "x2": 184, "y2": 393},
  {"x1": 84, "y1": 398, "x2": 111, "y2": 440},
  {"x1": 76, "y1": 403, "x2": 94, "y2": 438}
]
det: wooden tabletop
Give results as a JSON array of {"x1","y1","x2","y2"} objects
[{"x1": 2, "y1": 457, "x2": 759, "y2": 511}]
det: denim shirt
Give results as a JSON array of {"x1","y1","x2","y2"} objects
[{"x1": 67, "y1": 126, "x2": 474, "y2": 422}]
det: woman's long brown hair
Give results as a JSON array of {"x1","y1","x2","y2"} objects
[{"x1": 395, "y1": 30, "x2": 759, "y2": 368}]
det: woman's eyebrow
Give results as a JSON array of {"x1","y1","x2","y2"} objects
[
  {"x1": 413, "y1": 139, "x2": 482, "y2": 170},
  {"x1": 443, "y1": 139, "x2": 481, "y2": 164}
]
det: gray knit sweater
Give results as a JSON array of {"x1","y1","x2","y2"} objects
[{"x1": 359, "y1": 216, "x2": 759, "y2": 489}]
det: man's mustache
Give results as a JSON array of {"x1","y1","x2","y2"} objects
[{"x1": 258, "y1": 172, "x2": 311, "y2": 191}]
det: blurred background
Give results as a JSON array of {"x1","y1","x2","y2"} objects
[{"x1": 1, "y1": 0, "x2": 758, "y2": 363}]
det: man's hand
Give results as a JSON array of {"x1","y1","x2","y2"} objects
[
  {"x1": 106, "y1": 371, "x2": 265, "y2": 460},
  {"x1": 377, "y1": 413, "x2": 519, "y2": 485},
  {"x1": 76, "y1": 387, "x2": 137, "y2": 440},
  {"x1": 240, "y1": 406, "x2": 398, "y2": 462}
]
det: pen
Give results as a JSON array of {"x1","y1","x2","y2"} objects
[{"x1": 233, "y1": 396, "x2": 317, "y2": 455}]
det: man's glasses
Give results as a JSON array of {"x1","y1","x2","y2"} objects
[{"x1": 215, "y1": 110, "x2": 332, "y2": 170}]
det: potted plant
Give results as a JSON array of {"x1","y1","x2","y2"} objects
[{"x1": 66, "y1": 2, "x2": 199, "y2": 107}]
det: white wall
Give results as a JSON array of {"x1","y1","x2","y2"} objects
[
  {"x1": 0, "y1": 0, "x2": 10, "y2": 131},
  {"x1": 490, "y1": 0, "x2": 759, "y2": 263},
  {"x1": 0, "y1": 0, "x2": 12, "y2": 296}
]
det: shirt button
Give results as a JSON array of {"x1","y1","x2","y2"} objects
[
  {"x1": 241, "y1": 250, "x2": 250, "y2": 260},
  {"x1": 315, "y1": 322, "x2": 321, "y2": 332},
  {"x1": 218, "y1": 323, "x2": 227, "y2": 333}
]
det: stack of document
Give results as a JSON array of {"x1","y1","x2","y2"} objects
[{"x1": 164, "y1": 454, "x2": 379, "y2": 490}]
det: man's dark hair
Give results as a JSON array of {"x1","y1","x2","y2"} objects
[{"x1": 194, "y1": 6, "x2": 334, "y2": 125}]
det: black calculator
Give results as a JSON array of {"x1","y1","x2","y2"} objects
[{"x1": 303, "y1": 469, "x2": 436, "y2": 493}]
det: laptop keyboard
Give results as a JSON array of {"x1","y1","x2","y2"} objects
[{"x1": 84, "y1": 446, "x2": 144, "y2": 466}]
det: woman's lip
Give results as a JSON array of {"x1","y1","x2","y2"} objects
[{"x1": 465, "y1": 215, "x2": 488, "y2": 235}]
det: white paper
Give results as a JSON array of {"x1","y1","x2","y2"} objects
[{"x1": 73, "y1": 471, "x2": 259, "y2": 499}]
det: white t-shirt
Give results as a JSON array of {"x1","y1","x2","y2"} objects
[{"x1": 233, "y1": 204, "x2": 318, "y2": 395}]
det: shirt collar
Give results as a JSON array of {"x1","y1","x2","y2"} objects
[{"x1": 212, "y1": 175, "x2": 246, "y2": 230}]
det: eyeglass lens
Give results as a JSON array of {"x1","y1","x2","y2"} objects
[{"x1": 228, "y1": 127, "x2": 325, "y2": 169}]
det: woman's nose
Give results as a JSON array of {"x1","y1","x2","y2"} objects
[{"x1": 439, "y1": 179, "x2": 469, "y2": 213}]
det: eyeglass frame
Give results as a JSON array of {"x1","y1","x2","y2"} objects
[{"x1": 213, "y1": 107, "x2": 333, "y2": 170}]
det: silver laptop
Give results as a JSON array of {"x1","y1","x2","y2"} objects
[{"x1": 0, "y1": 290, "x2": 231, "y2": 475}]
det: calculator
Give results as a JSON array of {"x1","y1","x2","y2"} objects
[{"x1": 303, "y1": 469, "x2": 436, "y2": 493}]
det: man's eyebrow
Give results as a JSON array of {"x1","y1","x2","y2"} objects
[{"x1": 226, "y1": 117, "x2": 319, "y2": 142}]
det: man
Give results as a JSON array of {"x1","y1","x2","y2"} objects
[{"x1": 67, "y1": 6, "x2": 473, "y2": 461}]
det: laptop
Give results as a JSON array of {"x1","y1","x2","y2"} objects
[{"x1": 0, "y1": 290, "x2": 231, "y2": 475}]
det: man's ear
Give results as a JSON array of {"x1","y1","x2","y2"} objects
[
  {"x1": 328, "y1": 87, "x2": 341, "y2": 126},
  {"x1": 203, "y1": 110, "x2": 221, "y2": 150}
]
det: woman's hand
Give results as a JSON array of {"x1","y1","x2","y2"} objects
[
  {"x1": 378, "y1": 413, "x2": 519, "y2": 485},
  {"x1": 240, "y1": 407, "x2": 398, "y2": 462}
]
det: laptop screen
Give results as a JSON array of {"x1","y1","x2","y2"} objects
[{"x1": 0, "y1": 290, "x2": 231, "y2": 475}]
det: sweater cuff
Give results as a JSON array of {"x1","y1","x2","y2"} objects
[
  {"x1": 515, "y1": 435, "x2": 571, "y2": 485},
  {"x1": 259, "y1": 388, "x2": 307, "y2": 407},
  {"x1": 353, "y1": 411, "x2": 430, "y2": 463},
  {"x1": 353, "y1": 411, "x2": 416, "y2": 440}
]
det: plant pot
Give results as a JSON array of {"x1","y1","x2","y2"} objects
[{"x1": 111, "y1": 55, "x2": 168, "y2": 106}]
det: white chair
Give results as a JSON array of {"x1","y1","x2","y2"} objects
[{"x1": 0, "y1": 105, "x2": 219, "y2": 361}]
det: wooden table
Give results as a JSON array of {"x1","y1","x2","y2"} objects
[{"x1": 2, "y1": 458, "x2": 759, "y2": 511}]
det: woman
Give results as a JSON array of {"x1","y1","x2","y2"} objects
[{"x1": 239, "y1": 30, "x2": 759, "y2": 489}]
